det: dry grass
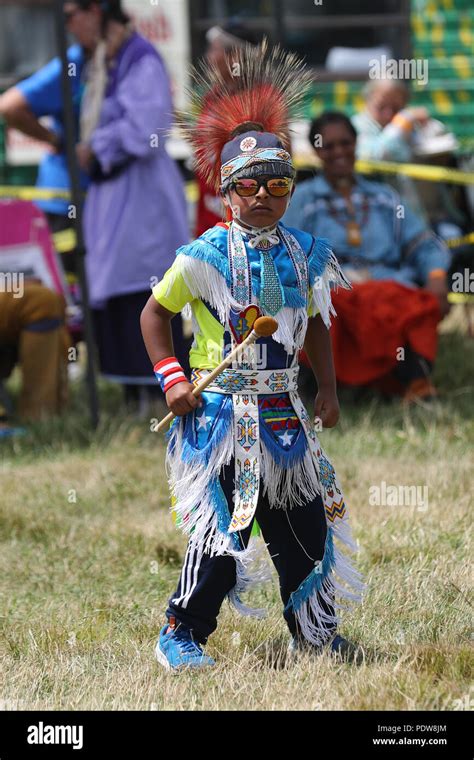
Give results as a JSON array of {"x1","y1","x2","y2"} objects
[{"x1": 0, "y1": 328, "x2": 473, "y2": 711}]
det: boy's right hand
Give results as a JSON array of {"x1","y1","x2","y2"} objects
[{"x1": 165, "y1": 381, "x2": 202, "y2": 417}]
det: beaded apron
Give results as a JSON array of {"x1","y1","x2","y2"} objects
[{"x1": 225, "y1": 222, "x2": 325, "y2": 531}]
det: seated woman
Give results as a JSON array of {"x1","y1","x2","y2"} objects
[{"x1": 283, "y1": 111, "x2": 451, "y2": 401}]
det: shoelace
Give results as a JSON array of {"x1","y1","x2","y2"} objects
[{"x1": 170, "y1": 628, "x2": 203, "y2": 655}]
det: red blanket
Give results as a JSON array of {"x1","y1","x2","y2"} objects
[{"x1": 328, "y1": 281, "x2": 440, "y2": 386}]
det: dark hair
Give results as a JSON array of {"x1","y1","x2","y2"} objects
[
  {"x1": 72, "y1": 0, "x2": 129, "y2": 26},
  {"x1": 308, "y1": 111, "x2": 357, "y2": 149},
  {"x1": 230, "y1": 121, "x2": 264, "y2": 138}
]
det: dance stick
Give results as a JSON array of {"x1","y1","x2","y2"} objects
[{"x1": 155, "y1": 316, "x2": 278, "y2": 433}]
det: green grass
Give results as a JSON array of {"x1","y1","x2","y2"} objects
[{"x1": 0, "y1": 320, "x2": 473, "y2": 711}]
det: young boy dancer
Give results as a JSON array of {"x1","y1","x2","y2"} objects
[{"x1": 141, "y1": 41, "x2": 363, "y2": 670}]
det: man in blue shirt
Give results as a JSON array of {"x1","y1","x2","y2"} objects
[{"x1": 0, "y1": 2, "x2": 100, "y2": 220}]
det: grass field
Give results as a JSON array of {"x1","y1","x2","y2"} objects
[{"x1": 0, "y1": 318, "x2": 473, "y2": 711}]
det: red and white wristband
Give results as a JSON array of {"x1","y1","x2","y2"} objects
[{"x1": 154, "y1": 357, "x2": 187, "y2": 394}]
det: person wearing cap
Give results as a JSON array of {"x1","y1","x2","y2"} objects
[{"x1": 140, "y1": 44, "x2": 363, "y2": 670}]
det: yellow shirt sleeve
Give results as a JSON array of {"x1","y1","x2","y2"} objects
[
  {"x1": 307, "y1": 288, "x2": 320, "y2": 318},
  {"x1": 152, "y1": 260, "x2": 194, "y2": 314}
]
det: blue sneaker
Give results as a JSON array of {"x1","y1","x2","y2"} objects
[{"x1": 155, "y1": 620, "x2": 216, "y2": 672}]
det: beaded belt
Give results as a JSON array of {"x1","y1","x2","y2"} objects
[{"x1": 191, "y1": 367, "x2": 299, "y2": 395}]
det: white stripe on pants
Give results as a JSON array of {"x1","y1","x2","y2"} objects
[{"x1": 171, "y1": 542, "x2": 204, "y2": 609}]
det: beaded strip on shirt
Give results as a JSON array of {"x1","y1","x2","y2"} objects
[
  {"x1": 228, "y1": 224, "x2": 253, "y2": 308},
  {"x1": 277, "y1": 225, "x2": 308, "y2": 298}
]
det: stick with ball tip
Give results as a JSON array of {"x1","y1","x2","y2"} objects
[{"x1": 155, "y1": 316, "x2": 279, "y2": 433}]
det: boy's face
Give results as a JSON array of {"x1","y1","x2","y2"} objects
[{"x1": 224, "y1": 175, "x2": 294, "y2": 228}]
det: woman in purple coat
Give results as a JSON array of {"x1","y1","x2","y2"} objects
[{"x1": 66, "y1": 0, "x2": 189, "y2": 402}]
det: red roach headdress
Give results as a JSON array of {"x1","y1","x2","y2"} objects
[{"x1": 178, "y1": 39, "x2": 313, "y2": 192}]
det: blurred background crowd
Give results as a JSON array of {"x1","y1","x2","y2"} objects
[{"x1": 0, "y1": 0, "x2": 472, "y2": 432}]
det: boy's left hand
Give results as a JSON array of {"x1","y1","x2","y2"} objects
[{"x1": 314, "y1": 386, "x2": 340, "y2": 428}]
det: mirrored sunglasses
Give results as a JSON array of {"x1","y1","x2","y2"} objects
[{"x1": 232, "y1": 177, "x2": 293, "y2": 197}]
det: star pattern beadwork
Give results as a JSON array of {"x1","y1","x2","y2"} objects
[
  {"x1": 259, "y1": 394, "x2": 300, "y2": 451},
  {"x1": 318, "y1": 453, "x2": 336, "y2": 491},
  {"x1": 236, "y1": 458, "x2": 258, "y2": 501},
  {"x1": 214, "y1": 371, "x2": 258, "y2": 393},
  {"x1": 279, "y1": 430, "x2": 294, "y2": 447}
]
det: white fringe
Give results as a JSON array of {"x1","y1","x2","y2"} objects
[
  {"x1": 292, "y1": 523, "x2": 365, "y2": 647},
  {"x1": 169, "y1": 254, "x2": 309, "y2": 354},
  {"x1": 227, "y1": 537, "x2": 273, "y2": 618},
  {"x1": 331, "y1": 516, "x2": 360, "y2": 554},
  {"x1": 271, "y1": 306, "x2": 308, "y2": 353},
  {"x1": 182, "y1": 302, "x2": 192, "y2": 321},
  {"x1": 167, "y1": 246, "x2": 350, "y2": 347},
  {"x1": 260, "y1": 438, "x2": 321, "y2": 509},
  {"x1": 311, "y1": 253, "x2": 351, "y2": 329},
  {"x1": 294, "y1": 545, "x2": 364, "y2": 646},
  {"x1": 166, "y1": 415, "x2": 235, "y2": 556},
  {"x1": 170, "y1": 254, "x2": 243, "y2": 324},
  {"x1": 294, "y1": 575, "x2": 340, "y2": 647}
]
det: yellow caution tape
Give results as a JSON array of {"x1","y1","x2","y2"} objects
[
  {"x1": 1, "y1": 158, "x2": 473, "y2": 207},
  {"x1": 0, "y1": 185, "x2": 70, "y2": 200},
  {"x1": 292, "y1": 158, "x2": 474, "y2": 185},
  {"x1": 53, "y1": 227, "x2": 473, "y2": 255},
  {"x1": 445, "y1": 231, "x2": 474, "y2": 248},
  {"x1": 0, "y1": 181, "x2": 200, "y2": 201},
  {"x1": 53, "y1": 228, "x2": 77, "y2": 252},
  {"x1": 354, "y1": 159, "x2": 474, "y2": 185},
  {"x1": 17, "y1": 190, "x2": 474, "y2": 309},
  {"x1": 186, "y1": 181, "x2": 199, "y2": 203},
  {"x1": 448, "y1": 292, "x2": 474, "y2": 304}
]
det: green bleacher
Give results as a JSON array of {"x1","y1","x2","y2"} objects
[
  {"x1": 301, "y1": 0, "x2": 474, "y2": 151},
  {"x1": 411, "y1": 1, "x2": 473, "y2": 148},
  {"x1": 1, "y1": 0, "x2": 473, "y2": 190}
]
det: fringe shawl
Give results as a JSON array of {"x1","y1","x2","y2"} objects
[
  {"x1": 307, "y1": 236, "x2": 351, "y2": 329},
  {"x1": 162, "y1": 233, "x2": 350, "y2": 355},
  {"x1": 284, "y1": 517, "x2": 365, "y2": 647}
]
